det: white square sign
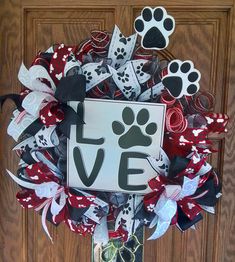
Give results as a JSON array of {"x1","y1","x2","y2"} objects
[{"x1": 68, "y1": 98, "x2": 166, "y2": 194}]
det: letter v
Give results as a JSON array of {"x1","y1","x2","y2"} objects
[{"x1": 73, "y1": 147, "x2": 104, "y2": 187}]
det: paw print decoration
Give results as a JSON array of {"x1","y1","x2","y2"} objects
[
  {"x1": 162, "y1": 60, "x2": 201, "y2": 98},
  {"x1": 112, "y1": 107, "x2": 157, "y2": 149},
  {"x1": 134, "y1": 6, "x2": 175, "y2": 50}
]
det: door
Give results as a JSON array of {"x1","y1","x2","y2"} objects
[{"x1": 0, "y1": 0, "x2": 234, "y2": 261}]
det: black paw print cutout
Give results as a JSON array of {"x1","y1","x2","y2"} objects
[
  {"x1": 117, "y1": 70, "x2": 130, "y2": 83},
  {"x1": 119, "y1": 33, "x2": 131, "y2": 45},
  {"x1": 162, "y1": 60, "x2": 201, "y2": 98},
  {"x1": 112, "y1": 107, "x2": 158, "y2": 149},
  {"x1": 114, "y1": 48, "x2": 127, "y2": 60},
  {"x1": 83, "y1": 70, "x2": 92, "y2": 83},
  {"x1": 122, "y1": 203, "x2": 132, "y2": 215},
  {"x1": 134, "y1": 6, "x2": 175, "y2": 50}
]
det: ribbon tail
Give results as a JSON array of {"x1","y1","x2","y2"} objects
[
  {"x1": 57, "y1": 104, "x2": 84, "y2": 138},
  {"x1": 148, "y1": 195, "x2": 177, "y2": 240},
  {"x1": 6, "y1": 170, "x2": 38, "y2": 190},
  {"x1": 0, "y1": 94, "x2": 23, "y2": 111},
  {"x1": 51, "y1": 191, "x2": 66, "y2": 216},
  {"x1": 149, "y1": 214, "x2": 159, "y2": 229},
  {"x1": 18, "y1": 62, "x2": 31, "y2": 89},
  {"x1": 42, "y1": 202, "x2": 53, "y2": 243},
  {"x1": 148, "y1": 219, "x2": 171, "y2": 240},
  {"x1": 93, "y1": 216, "x2": 109, "y2": 245}
]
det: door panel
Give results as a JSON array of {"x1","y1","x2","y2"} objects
[{"x1": 0, "y1": 1, "x2": 234, "y2": 261}]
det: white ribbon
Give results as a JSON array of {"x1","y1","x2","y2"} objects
[
  {"x1": 93, "y1": 216, "x2": 109, "y2": 245},
  {"x1": 22, "y1": 91, "x2": 56, "y2": 117},
  {"x1": 18, "y1": 63, "x2": 56, "y2": 93}
]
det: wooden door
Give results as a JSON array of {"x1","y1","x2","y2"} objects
[{"x1": 0, "y1": 0, "x2": 234, "y2": 261}]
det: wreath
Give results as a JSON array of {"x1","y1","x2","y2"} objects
[{"x1": 0, "y1": 5, "x2": 229, "y2": 260}]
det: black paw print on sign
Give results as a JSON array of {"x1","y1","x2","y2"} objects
[
  {"x1": 114, "y1": 48, "x2": 127, "y2": 60},
  {"x1": 83, "y1": 70, "x2": 92, "y2": 83},
  {"x1": 117, "y1": 71, "x2": 130, "y2": 83},
  {"x1": 119, "y1": 33, "x2": 131, "y2": 45},
  {"x1": 122, "y1": 203, "x2": 132, "y2": 215},
  {"x1": 112, "y1": 107, "x2": 158, "y2": 149},
  {"x1": 134, "y1": 6, "x2": 175, "y2": 50},
  {"x1": 159, "y1": 163, "x2": 169, "y2": 173}
]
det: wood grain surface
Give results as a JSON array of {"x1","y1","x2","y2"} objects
[{"x1": 0, "y1": 0, "x2": 234, "y2": 261}]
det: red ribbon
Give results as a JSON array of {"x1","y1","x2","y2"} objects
[
  {"x1": 204, "y1": 113, "x2": 229, "y2": 133},
  {"x1": 39, "y1": 101, "x2": 64, "y2": 126},
  {"x1": 165, "y1": 107, "x2": 188, "y2": 133},
  {"x1": 108, "y1": 226, "x2": 128, "y2": 242},
  {"x1": 190, "y1": 91, "x2": 215, "y2": 113},
  {"x1": 91, "y1": 30, "x2": 110, "y2": 55},
  {"x1": 160, "y1": 90, "x2": 176, "y2": 107}
]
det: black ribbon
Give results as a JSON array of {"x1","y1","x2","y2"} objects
[
  {"x1": 57, "y1": 103, "x2": 84, "y2": 138},
  {"x1": 55, "y1": 75, "x2": 86, "y2": 103},
  {"x1": 0, "y1": 94, "x2": 23, "y2": 111},
  {"x1": 177, "y1": 206, "x2": 203, "y2": 231},
  {"x1": 53, "y1": 74, "x2": 86, "y2": 138},
  {"x1": 23, "y1": 118, "x2": 44, "y2": 136},
  {"x1": 194, "y1": 174, "x2": 221, "y2": 207},
  {"x1": 168, "y1": 156, "x2": 190, "y2": 179},
  {"x1": 67, "y1": 188, "x2": 90, "y2": 220}
]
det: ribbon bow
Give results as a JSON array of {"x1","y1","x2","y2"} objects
[
  {"x1": 145, "y1": 152, "x2": 219, "y2": 240},
  {"x1": 6, "y1": 164, "x2": 98, "y2": 241},
  {"x1": 7, "y1": 170, "x2": 66, "y2": 242}
]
